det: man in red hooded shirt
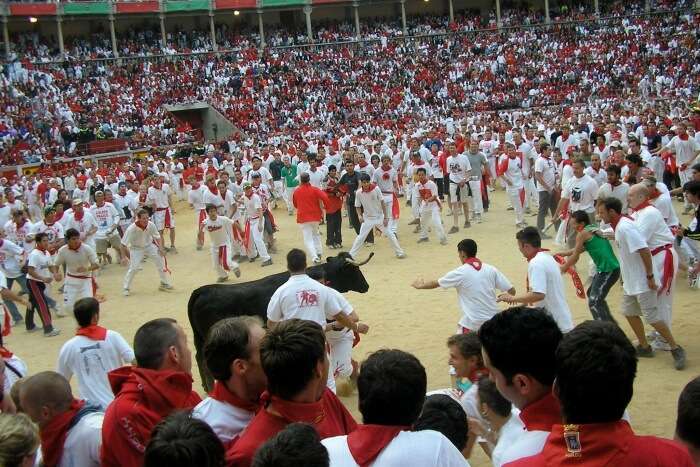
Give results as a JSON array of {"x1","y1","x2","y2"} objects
[
  {"x1": 101, "y1": 318, "x2": 201, "y2": 467},
  {"x1": 226, "y1": 319, "x2": 357, "y2": 467}
]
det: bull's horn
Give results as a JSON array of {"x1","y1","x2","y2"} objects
[{"x1": 346, "y1": 252, "x2": 374, "y2": 267}]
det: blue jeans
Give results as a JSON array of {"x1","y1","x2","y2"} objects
[{"x1": 587, "y1": 268, "x2": 620, "y2": 322}]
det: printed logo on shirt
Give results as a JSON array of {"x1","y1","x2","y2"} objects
[{"x1": 296, "y1": 290, "x2": 320, "y2": 307}]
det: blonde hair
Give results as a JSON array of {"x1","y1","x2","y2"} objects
[{"x1": 0, "y1": 413, "x2": 39, "y2": 467}]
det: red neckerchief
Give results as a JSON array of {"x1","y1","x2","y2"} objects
[
  {"x1": 610, "y1": 214, "x2": 632, "y2": 231},
  {"x1": 266, "y1": 391, "x2": 326, "y2": 425},
  {"x1": 463, "y1": 257, "x2": 483, "y2": 270},
  {"x1": 74, "y1": 210, "x2": 84, "y2": 222},
  {"x1": 519, "y1": 391, "x2": 561, "y2": 432},
  {"x1": 76, "y1": 325, "x2": 107, "y2": 341},
  {"x1": 15, "y1": 219, "x2": 26, "y2": 229},
  {"x1": 413, "y1": 160, "x2": 425, "y2": 166},
  {"x1": 191, "y1": 183, "x2": 201, "y2": 190},
  {"x1": 36, "y1": 245, "x2": 48, "y2": 253},
  {"x1": 679, "y1": 133, "x2": 689, "y2": 141},
  {"x1": 358, "y1": 160, "x2": 368, "y2": 168},
  {"x1": 135, "y1": 220, "x2": 148, "y2": 231},
  {"x1": 597, "y1": 143, "x2": 606, "y2": 151},
  {"x1": 649, "y1": 189, "x2": 661, "y2": 200},
  {"x1": 139, "y1": 193, "x2": 147, "y2": 203},
  {"x1": 381, "y1": 166, "x2": 392, "y2": 180},
  {"x1": 361, "y1": 183, "x2": 377, "y2": 193},
  {"x1": 0, "y1": 345, "x2": 13, "y2": 358},
  {"x1": 210, "y1": 381, "x2": 260, "y2": 413},
  {"x1": 347, "y1": 424, "x2": 410, "y2": 467},
  {"x1": 208, "y1": 185, "x2": 218, "y2": 195},
  {"x1": 630, "y1": 200, "x2": 652, "y2": 213},
  {"x1": 40, "y1": 399, "x2": 86, "y2": 467}
]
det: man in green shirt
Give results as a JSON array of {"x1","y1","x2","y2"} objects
[
  {"x1": 558, "y1": 210, "x2": 620, "y2": 322},
  {"x1": 281, "y1": 157, "x2": 299, "y2": 216}
]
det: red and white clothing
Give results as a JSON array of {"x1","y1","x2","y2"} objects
[
  {"x1": 57, "y1": 326, "x2": 135, "y2": 409},
  {"x1": 90, "y1": 202, "x2": 120, "y2": 243},
  {"x1": 322, "y1": 427, "x2": 469, "y2": 467},
  {"x1": 193, "y1": 381, "x2": 258, "y2": 448},
  {"x1": 64, "y1": 211, "x2": 98, "y2": 249},
  {"x1": 202, "y1": 215, "x2": 239, "y2": 279},
  {"x1": 325, "y1": 289, "x2": 355, "y2": 379},
  {"x1": 112, "y1": 193, "x2": 138, "y2": 231},
  {"x1": 121, "y1": 220, "x2": 171, "y2": 291},
  {"x1": 147, "y1": 184, "x2": 174, "y2": 230},
  {"x1": 597, "y1": 182, "x2": 630, "y2": 213},
  {"x1": 499, "y1": 155, "x2": 525, "y2": 225},
  {"x1": 41, "y1": 402, "x2": 104, "y2": 467},
  {"x1": 555, "y1": 134, "x2": 577, "y2": 159},
  {"x1": 372, "y1": 166, "x2": 399, "y2": 233},
  {"x1": 349, "y1": 185, "x2": 404, "y2": 259},
  {"x1": 416, "y1": 180, "x2": 445, "y2": 242},
  {"x1": 188, "y1": 184, "x2": 207, "y2": 232},
  {"x1": 30, "y1": 221, "x2": 64, "y2": 254},
  {"x1": 585, "y1": 166, "x2": 607, "y2": 186},
  {"x1": 438, "y1": 259, "x2": 513, "y2": 332},
  {"x1": 0, "y1": 238, "x2": 24, "y2": 279},
  {"x1": 203, "y1": 188, "x2": 225, "y2": 214},
  {"x1": 242, "y1": 192, "x2": 270, "y2": 262},
  {"x1": 492, "y1": 410, "x2": 528, "y2": 467},
  {"x1": 72, "y1": 186, "x2": 90, "y2": 205},
  {"x1": 446, "y1": 154, "x2": 472, "y2": 203},
  {"x1": 54, "y1": 243, "x2": 98, "y2": 314},
  {"x1": 267, "y1": 274, "x2": 345, "y2": 327},
  {"x1": 614, "y1": 216, "x2": 657, "y2": 296},
  {"x1": 293, "y1": 184, "x2": 330, "y2": 261},
  {"x1": 561, "y1": 175, "x2": 598, "y2": 215},
  {"x1": 527, "y1": 251, "x2": 574, "y2": 332},
  {"x1": 3, "y1": 219, "x2": 35, "y2": 253}
]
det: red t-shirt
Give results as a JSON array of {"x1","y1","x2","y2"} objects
[
  {"x1": 226, "y1": 388, "x2": 357, "y2": 467},
  {"x1": 505, "y1": 420, "x2": 694, "y2": 466},
  {"x1": 292, "y1": 183, "x2": 330, "y2": 223}
]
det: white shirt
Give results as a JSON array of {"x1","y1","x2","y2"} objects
[
  {"x1": 561, "y1": 175, "x2": 598, "y2": 213},
  {"x1": 597, "y1": 182, "x2": 630, "y2": 213},
  {"x1": 0, "y1": 238, "x2": 25, "y2": 278},
  {"x1": 527, "y1": 251, "x2": 574, "y2": 332},
  {"x1": 495, "y1": 418, "x2": 549, "y2": 466},
  {"x1": 584, "y1": 166, "x2": 607, "y2": 186},
  {"x1": 500, "y1": 156, "x2": 524, "y2": 189},
  {"x1": 2, "y1": 349, "x2": 27, "y2": 393},
  {"x1": 147, "y1": 184, "x2": 171, "y2": 209},
  {"x1": 54, "y1": 243, "x2": 98, "y2": 276},
  {"x1": 89, "y1": 203, "x2": 120, "y2": 238},
  {"x1": 56, "y1": 330, "x2": 134, "y2": 408},
  {"x1": 534, "y1": 156, "x2": 556, "y2": 192},
  {"x1": 27, "y1": 248, "x2": 53, "y2": 283},
  {"x1": 663, "y1": 135, "x2": 700, "y2": 166},
  {"x1": 438, "y1": 262, "x2": 513, "y2": 331},
  {"x1": 64, "y1": 212, "x2": 99, "y2": 246},
  {"x1": 372, "y1": 167, "x2": 398, "y2": 193},
  {"x1": 188, "y1": 185, "x2": 206, "y2": 211},
  {"x1": 614, "y1": 217, "x2": 653, "y2": 296},
  {"x1": 202, "y1": 216, "x2": 234, "y2": 247},
  {"x1": 354, "y1": 186, "x2": 385, "y2": 219},
  {"x1": 121, "y1": 221, "x2": 160, "y2": 249},
  {"x1": 112, "y1": 193, "x2": 138, "y2": 226},
  {"x1": 243, "y1": 193, "x2": 263, "y2": 219},
  {"x1": 322, "y1": 430, "x2": 469, "y2": 467},
  {"x1": 492, "y1": 411, "x2": 527, "y2": 467},
  {"x1": 60, "y1": 411, "x2": 103, "y2": 467},
  {"x1": 267, "y1": 274, "x2": 343, "y2": 327},
  {"x1": 192, "y1": 397, "x2": 255, "y2": 446},
  {"x1": 631, "y1": 205, "x2": 674, "y2": 250},
  {"x1": 415, "y1": 180, "x2": 440, "y2": 211},
  {"x1": 446, "y1": 154, "x2": 472, "y2": 184},
  {"x1": 0, "y1": 205, "x2": 11, "y2": 232}
]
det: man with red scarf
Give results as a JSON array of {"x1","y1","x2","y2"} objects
[
  {"x1": 26, "y1": 232, "x2": 61, "y2": 337},
  {"x1": 293, "y1": 172, "x2": 330, "y2": 264},
  {"x1": 101, "y1": 318, "x2": 201, "y2": 467},
  {"x1": 655, "y1": 122, "x2": 700, "y2": 214},
  {"x1": 186, "y1": 175, "x2": 207, "y2": 250},
  {"x1": 147, "y1": 177, "x2": 177, "y2": 253},
  {"x1": 507, "y1": 321, "x2": 694, "y2": 467},
  {"x1": 193, "y1": 316, "x2": 267, "y2": 448},
  {"x1": 226, "y1": 319, "x2": 356, "y2": 467},
  {"x1": 371, "y1": 155, "x2": 400, "y2": 234},
  {"x1": 64, "y1": 200, "x2": 98, "y2": 251},
  {"x1": 322, "y1": 349, "x2": 467, "y2": 466},
  {"x1": 57, "y1": 297, "x2": 134, "y2": 409},
  {"x1": 20, "y1": 371, "x2": 103, "y2": 467},
  {"x1": 53, "y1": 229, "x2": 99, "y2": 317},
  {"x1": 596, "y1": 197, "x2": 685, "y2": 370},
  {"x1": 201, "y1": 204, "x2": 241, "y2": 282}
]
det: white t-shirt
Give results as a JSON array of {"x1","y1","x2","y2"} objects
[
  {"x1": 499, "y1": 156, "x2": 524, "y2": 189},
  {"x1": 415, "y1": 180, "x2": 440, "y2": 211},
  {"x1": 202, "y1": 216, "x2": 234, "y2": 247},
  {"x1": 64, "y1": 212, "x2": 99, "y2": 246},
  {"x1": 30, "y1": 221, "x2": 65, "y2": 247},
  {"x1": 372, "y1": 167, "x2": 398, "y2": 193},
  {"x1": 438, "y1": 262, "x2": 513, "y2": 331},
  {"x1": 495, "y1": 418, "x2": 549, "y2": 466},
  {"x1": 192, "y1": 397, "x2": 255, "y2": 446},
  {"x1": 561, "y1": 175, "x2": 598, "y2": 213},
  {"x1": 527, "y1": 252, "x2": 574, "y2": 332},
  {"x1": 90, "y1": 203, "x2": 120, "y2": 239},
  {"x1": 54, "y1": 243, "x2": 98, "y2": 276},
  {"x1": 121, "y1": 221, "x2": 160, "y2": 249},
  {"x1": 354, "y1": 186, "x2": 385, "y2": 219},
  {"x1": 57, "y1": 331, "x2": 135, "y2": 408},
  {"x1": 188, "y1": 185, "x2": 206, "y2": 211},
  {"x1": 534, "y1": 156, "x2": 556, "y2": 192},
  {"x1": 0, "y1": 238, "x2": 25, "y2": 278},
  {"x1": 267, "y1": 274, "x2": 344, "y2": 327},
  {"x1": 632, "y1": 205, "x2": 674, "y2": 250},
  {"x1": 243, "y1": 193, "x2": 263, "y2": 219},
  {"x1": 491, "y1": 411, "x2": 527, "y2": 467},
  {"x1": 584, "y1": 166, "x2": 607, "y2": 186},
  {"x1": 60, "y1": 411, "x2": 103, "y2": 467},
  {"x1": 2, "y1": 349, "x2": 28, "y2": 393},
  {"x1": 446, "y1": 154, "x2": 472, "y2": 184},
  {"x1": 322, "y1": 430, "x2": 469, "y2": 467},
  {"x1": 663, "y1": 135, "x2": 700, "y2": 166},
  {"x1": 27, "y1": 248, "x2": 53, "y2": 283},
  {"x1": 0, "y1": 205, "x2": 11, "y2": 230},
  {"x1": 614, "y1": 217, "x2": 653, "y2": 296},
  {"x1": 147, "y1": 184, "x2": 171, "y2": 209},
  {"x1": 597, "y1": 182, "x2": 630, "y2": 213}
]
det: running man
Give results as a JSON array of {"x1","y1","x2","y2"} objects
[
  {"x1": 54, "y1": 228, "x2": 100, "y2": 315},
  {"x1": 202, "y1": 204, "x2": 241, "y2": 282}
]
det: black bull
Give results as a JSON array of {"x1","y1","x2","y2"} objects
[{"x1": 187, "y1": 252, "x2": 373, "y2": 391}]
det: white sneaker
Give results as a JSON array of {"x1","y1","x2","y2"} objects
[
  {"x1": 122, "y1": 289, "x2": 130, "y2": 296},
  {"x1": 396, "y1": 253, "x2": 406, "y2": 259},
  {"x1": 159, "y1": 283, "x2": 174, "y2": 291},
  {"x1": 476, "y1": 214, "x2": 482, "y2": 224}
]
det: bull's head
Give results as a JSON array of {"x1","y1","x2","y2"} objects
[{"x1": 323, "y1": 252, "x2": 373, "y2": 293}]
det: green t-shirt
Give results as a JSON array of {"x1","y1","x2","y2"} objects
[
  {"x1": 584, "y1": 225, "x2": 620, "y2": 273},
  {"x1": 281, "y1": 165, "x2": 299, "y2": 188}
]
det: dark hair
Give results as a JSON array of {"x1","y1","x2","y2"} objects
[
  {"x1": 134, "y1": 318, "x2": 179, "y2": 370},
  {"x1": 204, "y1": 317, "x2": 262, "y2": 382},
  {"x1": 205, "y1": 204, "x2": 218, "y2": 213},
  {"x1": 600, "y1": 197, "x2": 623, "y2": 214},
  {"x1": 34, "y1": 232, "x2": 48, "y2": 243},
  {"x1": 676, "y1": 376, "x2": 700, "y2": 449},
  {"x1": 570, "y1": 210, "x2": 590, "y2": 225},
  {"x1": 478, "y1": 307, "x2": 562, "y2": 386},
  {"x1": 144, "y1": 411, "x2": 225, "y2": 467},
  {"x1": 447, "y1": 333, "x2": 481, "y2": 358},
  {"x1": 477, "y1": 377, "x2": 511, "y2": 418},
  {"x1": 328, "y1": 165, "x2": 337, "y2": 172},
  {"x1": 65, "y1": 228, "x2": 80, "y2": 240},
  {"x1": 359, "y1": 173, "x2": 371, "y2": 183},
  {"x1": 606, "y1": 164, "x2": 621, "y2": 176},
  {"x1": 358, "y1": 349, "x2": 426, "y2": 426},
  {"x1": 416, "y1": 167, "x2": 427, "y2": 175},
  {"x1": 692, "y1": 162, "x2": 700, "y2": 172},
  {"x1": 572, "y1": 158, "x2": 586, "y2": 169},
  {"x1": 682, "y1": 180, "x2": 700, "y2": 197},
  {"x1": 414, "y1": 394, "x2": 468, "y2": 450},
  {"x1": 626, "y1": 154, "x2": 643, "y2": 166},
  {"x1": 457, "y1": 239, "x2": 477, "y2": 257},
  {"x1": 515, "y1": 226, "x2": 541, "y2": 249},
  {"x1": 286, "y1": 248, "x2": 307, "y2": 273},
  {"x1": 555, "y1": 321, "x2": 636, "y2": 424},
  {"x1": 252, "y1": 423, "x2": 329, "y2": 467},
  {"x1": 261, "y1": 319, "x2": 326, "y2": 400},
  {"x1": 73, "y1": 297, "x2": 99, "y2": 327}
]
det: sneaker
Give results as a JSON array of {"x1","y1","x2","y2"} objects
[
  {"x1": 651, "y1": 335, "x2": 672, "y2": 351},
  {"x1": 249, "y1": 255, "x2": 257, "y2": 263},
  {"x1": 261, "y1": 259, "x2": 273, "y2": 267},
  {"x1": 233, "y1": 267, "x2": 241, "y2": 278},
  {"x1": 313, "y1": 257, "x2": 322, "y2": 264},
  {"x1": 448, "y1": 226, "x2": 459, "y2": 234},
  {"x1": 408, "y1": 218, "x2": 419, "y2": 225},
  {"x1": 26, "y1": 326, "x2": 39, "y2": 333},
  {"x1": 635, "y1": 344, "x2": 654, "y2": 358},
  {"x1": 671, "y1": 346, "x2": 686, "y2": 370},
  {"x1": 464, "y1": 221, "x2": 471, "y2": 228},
  {"x1": 44, "y1": 329, "x2": 61, "y2": 337},
  {"x1": 396, "y1": 253, "x2": 407, "y2": 259},
  {"x1": 159, "y1": 283, "x2": 174, "y2": 291},
  {"x1": 507, "y1": 206, "x2": 514, "y2": 211},
  {"x1": 440, "y1": 238, "x2": 448, "y2": 245},
  {"x1": 475, "y1": 214, "x2": 482, "y2": 224},
  {"x1": 122, "y1": 289, "x2": 130, "y2": 296},
  {"x1": 217, "y1": 276, "x2": 229, "y2": 283},
  {"x1": 417, "y1": 237, "x2": 429, "y2": 243}
]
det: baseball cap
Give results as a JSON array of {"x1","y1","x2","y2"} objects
[{"x1": 72, "y1": 199, "x2": 83, "y2": 206}]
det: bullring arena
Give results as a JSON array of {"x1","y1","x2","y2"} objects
[{"x1": 6, "y1": 189, "x2": 699, "y2": 466}]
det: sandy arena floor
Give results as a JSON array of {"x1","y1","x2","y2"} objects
[{"x1": 6, "y1": 189, "x2": 698, "y2": 466}]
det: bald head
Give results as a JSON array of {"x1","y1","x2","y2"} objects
[
  {"x1": 20, "y1": 372, "x2": 73, "y2": 426},
  {"x1": 628, "y1": 183, "x2": 650, "y2": 209}
]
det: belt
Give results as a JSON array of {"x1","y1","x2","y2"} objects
[
  {"x1": 155, "y1": 207, "x2": 169, "y2": 211},
  {"x1": 651, "y1": 244, "x2": 672, "y2": 256},
  {"x1": 67, "y1": 273, "x2": 91, "y2": 280}
]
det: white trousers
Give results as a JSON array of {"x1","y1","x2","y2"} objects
[
  {"x1": 524, "y1": 177, "x2": 538, "y2": 209},
  {"x1": 63, "y1": 275, "x2": 94, "y2": 315},
  {"x1": 284, "y1": 186, "x2": 296, "y2": 212},
  {"x1": 410, "y1": 184, "x2": 420, "y2": 219},
  {"x1": 382, "y1": 194, "x2": 398, "y2": 233},
  {"x1": 248, "y1": 218, "x2": 271, "y2": 261},
  {"x1": 211, "y1": 244, "x2": 240, "y2": 279},
  {"x1": 123, "y1": 244, "x2": 171, "y2": 290},
  {"x1": 328, "y1": 332, "x2": 354, "y2": 379},
  {"x1": 680, "y1": 169, "x2": 692, "y2": 208},
  {"x1": 653, "y1": 247, "x2": 678, "y2": 327},
  {"x1": 349, "y1": 217, "x2": 404, "y2": 259},
  {"x1": 301, "y1": 221, "x2": 323, "y2": 260},
  {"x1": 507, "y1": 187, "x2": 525, "y2": 224},
  {"x1": 468, "y1": 179, "x2": 483, "y2": 214},
  {"x1": 419, "y1": 207, "x2": 446, "y2": 241}
]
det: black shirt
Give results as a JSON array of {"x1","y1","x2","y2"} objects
[
  {"x1": 269, "y1": 160, "x2": 284, "y2": 181},
  {"x1": 339, "y1": 171, "x2": 360, "y2": 199}
]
